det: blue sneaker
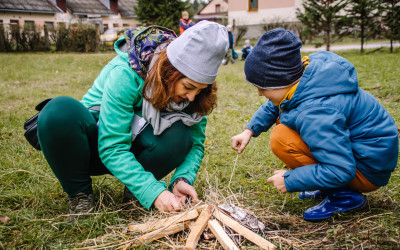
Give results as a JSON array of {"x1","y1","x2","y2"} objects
[
  {"x1": 298, "y1": 190, "x2": 327, "y2": 201},
  {"x1": 303, "y1": 189, "x2": 367, "y2": 221}
]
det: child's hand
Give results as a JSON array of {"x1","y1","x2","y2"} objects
[
  {"x1": 267, "y1": 170, "x2": 288, "y2": 193},
  {"x1": 231, "y1": 129, "x2": 253, "y2": 154}
]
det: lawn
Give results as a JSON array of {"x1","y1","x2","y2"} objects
[{"x1": 0, "y1": 48, "x2": 399, "y2": 248}]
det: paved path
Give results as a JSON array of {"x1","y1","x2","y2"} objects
[{"x1": 301, "y1": 41, "x2": 400, "y2": 52}]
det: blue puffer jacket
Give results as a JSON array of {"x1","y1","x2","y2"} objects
[{"x1": 246, "y1": 51, "x2": 399, "y2": 191}]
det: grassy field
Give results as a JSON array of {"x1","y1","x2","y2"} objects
[{"x1": 0, "y1": 48, "x2": 399, "y2": 248}]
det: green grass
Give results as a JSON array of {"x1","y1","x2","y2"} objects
[{"x1": 0, "y1": 48, "x2": 399, "y2": 248}]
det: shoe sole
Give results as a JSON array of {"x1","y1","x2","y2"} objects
[{"x1": 304, "y1": 195, "x2": 368, "y2": 222}]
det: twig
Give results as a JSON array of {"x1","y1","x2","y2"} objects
[
  {"x1": 228, "y1": 154, "x2": 239, "y2": 187},
  {"x1": 0, "y1": 169, "x2": 56, "y2": 180},
  {"x1": 358, "y1": 225, "x2": 382, "y2": 234},
  {"x1": 356, "y1": 212, "x2": 393, "y2": 222},
  {"x1": 26, "y1": 209, "x2": 123, "y2": 222}
]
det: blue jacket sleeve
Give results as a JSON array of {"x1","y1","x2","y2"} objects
[
  {"x1": 245, "y1": 101, "x2": 280, "y2": 137},
  {"x1": 283, "y1": 107, "x2": 356, "y2": 192}
]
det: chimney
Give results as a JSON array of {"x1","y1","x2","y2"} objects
[
  {"x1": 110, "y1": 0, "x2": 118, "y2": 14},
  {"x1": 56, "y1": 0, "x2": 67, "y2": 13}
]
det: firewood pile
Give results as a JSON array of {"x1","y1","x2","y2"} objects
[{"x1": 127, "y1": 202, "x2": 276, "y2": 249}]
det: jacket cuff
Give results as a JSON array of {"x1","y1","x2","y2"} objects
[
  {"x1": 169, "y1": 174, "x2": 194, "y2": 191},
  {"x1": 245, "y1": 124, "x2": 261, "y2": 137},
  {"x1": 283, "y1": 171, "x2": 296, "y2": 192},
  {"x1": 139, "y1": 181, "x2": 167, "y2": 210}
]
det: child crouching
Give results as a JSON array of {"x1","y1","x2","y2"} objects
[{"x1": 231, "y1": 28, "x2": 399, "y2": 221}]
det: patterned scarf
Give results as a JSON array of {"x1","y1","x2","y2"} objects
[
  {"x1": 124, "y1": 26, "x2": 177, "y2": 79},
  {"x1": 124, "y1": 26, "x2": 203, "y2": 135}
]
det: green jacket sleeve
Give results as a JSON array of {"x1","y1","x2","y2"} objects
[
  {"x1": 169, "y1": 116, "x2": 207, "y2": 188},
  {"x1": 97, "y1": 66, "x2": 166, "y2": 210}
]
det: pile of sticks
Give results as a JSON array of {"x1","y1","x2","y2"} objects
[{"x1": 128, "y1": 203, "x2": 276, "y2": 249}]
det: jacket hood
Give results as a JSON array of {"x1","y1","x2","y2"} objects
[
  {"x1": 285, "y1": 51, "x2": 359, "y2": 110},
  {"x1": 114, "y1": 36, "x2": 129, "y2": 61}
]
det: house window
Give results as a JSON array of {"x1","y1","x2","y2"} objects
[
  {"x1": 103, "y1": 23, "x2": 109, "y2": 30},
  {"x1": 249, "y1": 0, "x2": 258, "y2": 11},
  {"x1": 10, "y1": 20, "x2": 19, "y2": 25},
  {"x1": 45, "y1": 21, "x2": 54, "y2": 30},
  {"x1": 0, "y1": 20, "x2": 3, "y2": 24},
  {"x1": 113, "y1": 23, "x2": 119, "y2": 28},
  {"x1": 25, "y1": 20, "x2": 35, "y2": 30},
  {"x1": 215, "y1": 4, "x2": 221, "y2": 13},
  {"x1": 123, "y1": 23, "x2": 129, "y2": 28}
]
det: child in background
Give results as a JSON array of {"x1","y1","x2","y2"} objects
[
  {"x1": 231, "y1": 28, "x2": 399, "y2": 221},
  {"x1": 241, "y1": 39, "x2": 252, "y2": 60},
  {"x1": 223, "y1": 24, "x2": 235, "y2": 65},
  {"x1": 179, "y1": 11, "x2": 195, "y2": 35}
]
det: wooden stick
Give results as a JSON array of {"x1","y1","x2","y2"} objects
[
  {"x1": 208, "y1": 219, "x2": 239, "y2": 250},
  {"x1": 213, "y1": 209, "x2": 276, "y2": 250},
  {"x1": 128, "y1": 209, "x2": 199, "y2": 233},
  {"x1": 185, "y1": 204, "x2": 214, "y2": 249},
  {"x1": 138, "y1": 221, "x2": 190, "y2": 243}
]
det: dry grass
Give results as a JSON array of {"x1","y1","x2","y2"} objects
[{"x1": 0, "y1": 48, "x2": 399, "y2": 248}]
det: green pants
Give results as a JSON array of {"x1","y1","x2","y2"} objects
[{"x1": 37, "y1": 96, "x2": 192, "y2": 198}]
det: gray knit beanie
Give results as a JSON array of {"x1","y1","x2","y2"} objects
[{"x1": 167, "y1": 20, "x2": 229, "y2": 84}]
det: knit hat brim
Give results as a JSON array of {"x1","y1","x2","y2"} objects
[{"x1": 167, "y1": 21, "x2": 229, "y2": 84}]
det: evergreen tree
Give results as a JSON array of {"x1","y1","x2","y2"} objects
[
  {"x1": 134, "y1": 0, "x2": 187, "y2": 34},
  {"x1": 345, "y1": 0, "x2": 382, "y2": 53},
  {"x1": 382, "y1": 0, "x2": 400, "y2": 53},
  {"x1": 296, "y1": 0, "x2": 347, "y2": 51}
]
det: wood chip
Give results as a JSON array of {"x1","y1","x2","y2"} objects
[
  {"x1": 139, "y1": 221, "x2": 190, "y2": 243},
  {"x1": 0, "y1": 215, "x2": 10, "y2": 224},
  {"x1": 208, "y1": 219, "x2": 239, "y2": 250},
  {"x1": 213, "y1": 209, "x2": 276, "y2": 250},
  {"x1": 185, "y1": 204, "x2": 214, "y2": 249},
  {"x1": 128, "y1": 208, "x2": 199, "y2": 233}
]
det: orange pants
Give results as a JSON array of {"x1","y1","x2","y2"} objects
[{"x1": 270, "y1": 124, "x2": 379, "y2": 193}]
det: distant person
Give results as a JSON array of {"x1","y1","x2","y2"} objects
[
  {"x1": 179, "y1": 11, "x2": 195, "y2": 35},
  {"x1": 241, "y1": 39, "x2": 252, "y2": 60},
  {"x1": 223, "y1": 24, "x2": 235, "y2": 65},
  {"x1": 37, "y1": 21, "x2": 228, "y2": 216},
  {"x1": 231, "y1": 28, "x2": 399, "y2": 221}
]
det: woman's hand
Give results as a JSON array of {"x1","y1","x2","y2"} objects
[
  {"x1": 267, "y1": 170, "x2": 288, "y2": 193},
  {"x1": 231, "y1": 129, "x2": 253, "y2": 154},
  {"x1": 173, "y1": 181, "x2": 199, "y2": 206},
  {"x1": 153, "y1": 190, "x2": 182, "y2": 212}
]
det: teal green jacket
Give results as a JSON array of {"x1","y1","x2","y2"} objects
[{"x1": 81, "y1": 38, "x2": 207, "y2": 210}]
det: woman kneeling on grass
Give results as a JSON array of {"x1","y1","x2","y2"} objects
[{"x1": 37, "y1": 21, "x2": 228, "y2": 214}]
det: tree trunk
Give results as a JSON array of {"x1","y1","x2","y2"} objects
[
  {"x1": 360, "y1": 23, "x2": 364, "y2": 53},
  {"x1": 326, "y1": 29, "x2": 330, "y2": 51},
  {"x1": 390, "y1": 38, "x2": 393, "y2": 53}
]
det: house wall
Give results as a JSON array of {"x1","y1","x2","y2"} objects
[
  {"x1": 0, "y1": 12, "x2": 58, "y2": 27},
  {"x1": 0, "y1": 11, "x2": 138, "y2": 33},
  {"x1": 200, "y1": 0, "x2": 228, "y2": 14},
  {"x1": 102, "y1": 13, "x2": 138, "y2": 29},
  {"x1": 228, "y1": 0, "x2": 303, "y2": 38},
  {"x1": 228, "y1": 0, "x2": 302, "y2": 26}
]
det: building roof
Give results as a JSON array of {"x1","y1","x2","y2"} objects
[
  {"x1": 0, "y1": 0, "x2": 62, "y2": 14},
  {"x1": 194, "y1": 12, "x2": 227, "y2": 21},
  {"x1": 66, "y1": 0, "x2": 114, "y2": 16},
  {"x1": 118, "y1": 0, "x2": 137, "y2": 18}
]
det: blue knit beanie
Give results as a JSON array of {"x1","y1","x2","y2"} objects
[{"x1": 244, "y1": 28, "x2": 304, "y2": 89}]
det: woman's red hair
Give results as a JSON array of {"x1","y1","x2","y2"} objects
[{"x1": 143, "y1": 49, "x2": 217, "y2": 116}]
